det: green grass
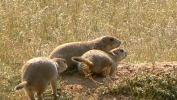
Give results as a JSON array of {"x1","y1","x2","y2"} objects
[
  {"x1": 1, "y1": 0, "x2": 177, "y2": 99},
  {"x1": 97, "y1": 71, "x2": 177, "y2": 100}
]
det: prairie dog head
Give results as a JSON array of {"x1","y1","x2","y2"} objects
[
  {"x1": 53, "y1": 58, "x2": 68, "y2": 73},
  {"x1": 110, "y1": 48, "x2": 127, "y2": 62},
  {"x1": 99, "y1": 36, "x2": 121, "y2": 52}
]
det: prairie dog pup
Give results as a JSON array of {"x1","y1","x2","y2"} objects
[
  {"x1": 49, "y1": 36, "x2": 121, "y2": 70},
  {"x1": 72, "y1": 48, "x2": 127, "y2": 79},
  {"x1": 14, "y1": 57, "x2": 67, "y2": 100}
]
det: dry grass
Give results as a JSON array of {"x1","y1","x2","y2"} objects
[{"x1": 1, "y1": 0, "x2": 177, "y2": 99}]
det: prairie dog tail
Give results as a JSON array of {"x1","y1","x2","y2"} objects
[
  {"x1": 14, "y1": 81, "x2": 27, "y2": 90},
  {"x1": 72, "y1": 57, "x2": 93, "y2": 67}
]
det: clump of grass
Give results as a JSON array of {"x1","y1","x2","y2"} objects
[{"x1": 97, "y1": 72, "x2": 177, "y2": 99}]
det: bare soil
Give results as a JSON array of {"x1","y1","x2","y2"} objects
[{"x1": 45, "y1": 62, "x2": 177, "y2": 100}]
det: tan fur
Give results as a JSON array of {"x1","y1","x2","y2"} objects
[
  {"x1": 14, "y1": 57, "x2": 67, "y2": 100},
  {"x1": 72, "y1": 48, "x2": 127, "y2": 79},
  {"x1": 49, "y1": 36, "x2": 121, "y2": 70}
]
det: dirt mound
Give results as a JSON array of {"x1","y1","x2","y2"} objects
[{"x1": 45, "y1": 62, "x2": 177, "y2": 99}]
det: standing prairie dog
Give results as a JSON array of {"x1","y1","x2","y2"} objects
[
  {"x1": 49, "y1": 36, "x2": 121, "y2": 70},
  {"x1": 14, "y1": 57, "x2": 67, "y2": 100},
  {"x1": 72, "y1": 48, "x2": 127, "y2": 82}
]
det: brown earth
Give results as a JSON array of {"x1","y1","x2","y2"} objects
[{"x1": 44, "y1": 62, "x2": 177, "y2": 100}]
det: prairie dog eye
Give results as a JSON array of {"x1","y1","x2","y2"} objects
[
  {"x1": 63, "y1": 60, "x2": 66, "y2": 63},
  {"x1": 120, "y1": 49, "x2": 124, "y2": 53},
  {"x1": 110, "y1": 38, "x2": 114, "y2": 41}
]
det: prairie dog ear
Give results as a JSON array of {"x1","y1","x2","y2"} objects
[
  {"x1": 109, "y1": 51, "x2": 116, "y2": 56},
  {"x1": 102, "y1": 38, "x2": 106, "y2": 43},
  {"x1": 101, "y1": 36, "x2": 108, "y2": 43},
  {"x1": 59, "y1": 59, "x2": 68, "y2": 73}
]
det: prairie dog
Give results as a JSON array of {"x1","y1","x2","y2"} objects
[
  {"x1": 14, "y1": 57, "x2": 67, "y2": 100},
  {"x1": 72, "y1": 48, "x2": 127, "y2": 79},
  {"x1": 49, "y1": 36, "x2": 121, "y2": 70}
]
